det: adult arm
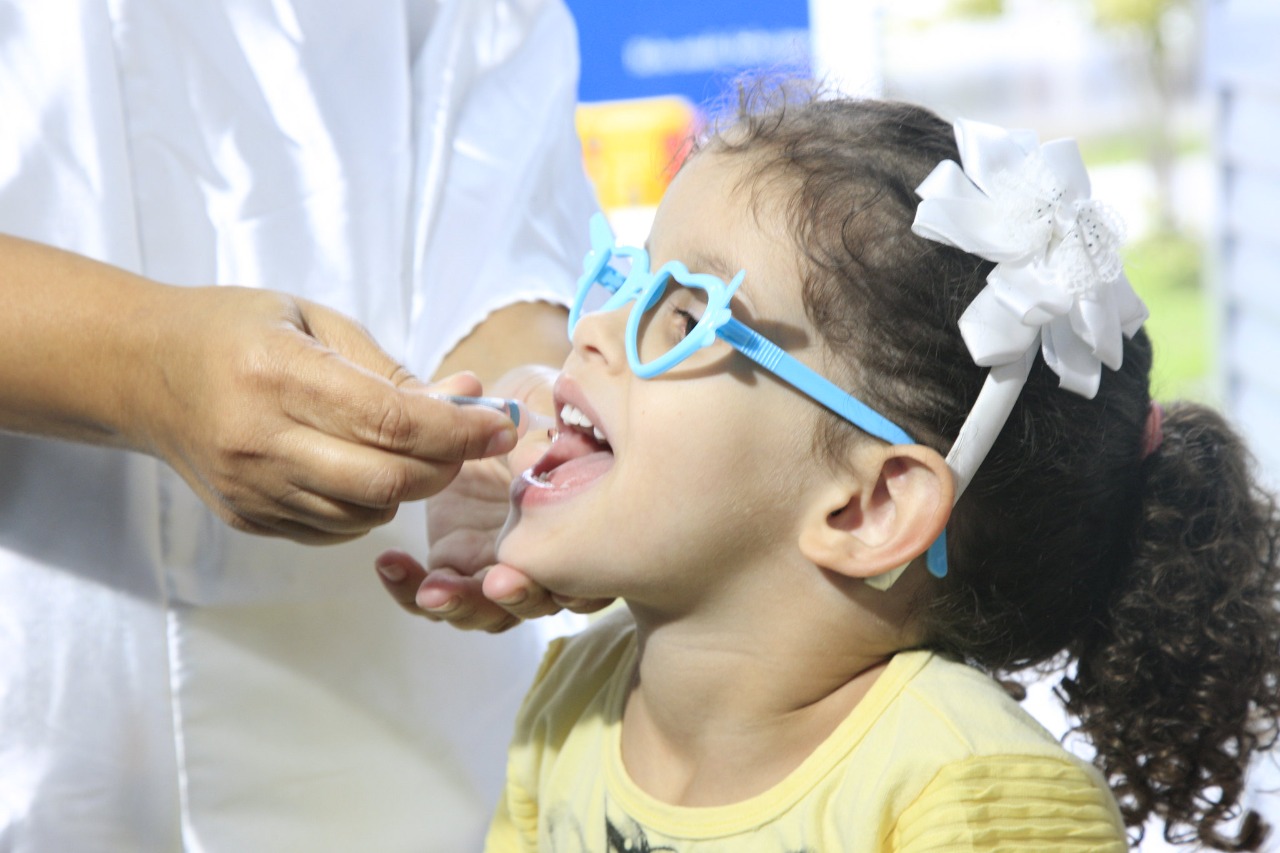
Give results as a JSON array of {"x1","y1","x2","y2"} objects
[{"x1": 0, "y1": 233, "x2": 521, "y2": 544}]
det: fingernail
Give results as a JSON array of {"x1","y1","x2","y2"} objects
[
  {"x1": 376, "y1": 561, "x2": 406, "y2": 582},
  {"x1": 495, "y1": 589, "x2": 528, "y2": 607},
  {"x1": 417, "y1": 589, "x2": 458, "y2": 613}
]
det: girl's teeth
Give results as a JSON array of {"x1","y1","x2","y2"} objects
[
  {"x1": 559, "y1": 403, "x2": 593, "y2": 429},
  {"x1": 559, "y1": 403, "x2": 607, "y2": 446}
]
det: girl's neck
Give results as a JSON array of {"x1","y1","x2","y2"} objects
[{"x1": 619, "y1": 596, "x2": 899, "y2": 807}]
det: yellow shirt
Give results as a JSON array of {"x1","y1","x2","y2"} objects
[{"x1": 486, "y1": 612, "x2": 1127, "y2": 852}]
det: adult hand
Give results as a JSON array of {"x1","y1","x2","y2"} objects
[
  {"x1": 375, "y1": 366, "x2": 612, "y2": 631},
  {"x1": 136, "y1": 286, "x2": 520, "y2": 544},
  {"x1": 0, "y1": 235, "x2": 520, "y2": 544}
]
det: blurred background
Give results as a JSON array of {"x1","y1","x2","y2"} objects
[{"x1": 562, "y1": 0, "x2": 1280, "y2": 849}]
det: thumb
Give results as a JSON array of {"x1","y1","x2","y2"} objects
[{"x1": 288, "y1": 300, "x2": 517, "y2": 461}]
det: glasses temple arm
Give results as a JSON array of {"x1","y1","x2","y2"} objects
[{"x1": 717, "y1": 319, "x2": 915, "y2": 447}]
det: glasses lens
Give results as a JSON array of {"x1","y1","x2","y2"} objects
[
  {"x1": 572, "y1": 253, "x2": 635, "y2": 333},
  {"x1": 584, "y1": 255, "x2": 634, "y2": 311},
  {"x1": 578, "y1": 277, "x2": 616, "y2": 317},
  {"x1": 634, "y1": 276, "x2": 711, "y2": 367}
]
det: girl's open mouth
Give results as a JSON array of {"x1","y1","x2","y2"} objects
[{"x1": 520, "y1": 402, "x2": 614, "y2": 495}]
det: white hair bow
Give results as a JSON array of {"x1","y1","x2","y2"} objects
[
  {"x1": 914, "y1": 118, "x2": 1149, "y2": 498},
  {"x1": 869, "y1": 119, "x2": 1148, "y2": 591}
]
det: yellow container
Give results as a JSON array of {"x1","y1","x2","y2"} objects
[{"x1": 576, "y1": 96, "x2": 699, "y2": 210}]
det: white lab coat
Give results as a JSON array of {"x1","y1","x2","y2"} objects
[{"x1": 0, "y1": 1, "x2": 597, "y2": 850}]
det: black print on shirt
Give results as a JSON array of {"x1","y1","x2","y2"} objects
[
  {"x1": 604, "y1": 816, "x2": 816, "y2": 853},
  {"x1": 606, "y1": 817, "x2": 678, "y2": 852}
]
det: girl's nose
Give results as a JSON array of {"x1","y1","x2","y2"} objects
[{"x1": 569, "y1": 303, "x2": 630, "y2": 374}]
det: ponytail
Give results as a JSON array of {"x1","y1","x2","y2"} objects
[{"x1": 1061, "y1": 402, "x2": 1280, "y2": 849}]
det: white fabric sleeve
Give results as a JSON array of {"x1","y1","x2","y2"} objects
[{"x1": 404, "y1": 0, "x2": 600, "y2": 378}]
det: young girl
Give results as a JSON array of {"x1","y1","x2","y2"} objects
[{"x1": 485, "y1": 91, "x2": 1280, "y2": 851}]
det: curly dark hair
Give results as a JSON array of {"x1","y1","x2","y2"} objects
[{"x1": 701, "y1": 86, "x2": 1280, "y2": 849}]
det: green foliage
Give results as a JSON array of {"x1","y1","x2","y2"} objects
[
  {"x1": 1121, "y1": 230, "x2": 1214, "y2": 402},
  {"x1": 1091, "y1": 0, "x2": 1170, "y2": 29},
  {"x1": 1077, "y1": 129, "x2": 1207, "y2": 167},
  {"x1": 1089, "y1": 0, "x2": 1196, "y2": 38},
  {"x1": 945, "y1": 0, "x2": 1005, "y2": 18}
]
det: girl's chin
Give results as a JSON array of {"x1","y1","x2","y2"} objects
[
  {"x1": 495, "y1": 540, "x2": 602, "y2": 601},
  {"x1": 494, "y1": 538, "x2": 556, "y2": 586}
]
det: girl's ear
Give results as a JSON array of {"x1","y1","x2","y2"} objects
[{"x1": 797, "y1": 444, "x2": 954, "y2": 582}]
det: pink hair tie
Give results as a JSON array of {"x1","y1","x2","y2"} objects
[{"x1": 1141, "y1": 401, "x2": 1165, "y2": 459}]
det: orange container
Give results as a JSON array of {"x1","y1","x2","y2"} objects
[{"x1": 576, "y1": 96, "x2": 699, "y2": 210}]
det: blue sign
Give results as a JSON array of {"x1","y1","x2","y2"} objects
[{"x1": 565, "y1": 0, "x2": 812, "y2": 107}]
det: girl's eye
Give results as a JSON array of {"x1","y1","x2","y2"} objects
[
  {"x1": 674, "y1": 307, "x2": 699, "y2": 338},
  {"x1": 635, "y1": 279, "x2": 710, "y2": 362},
  {"x1": 666, "y1": 286, "x2": 707, "y2": 341}
]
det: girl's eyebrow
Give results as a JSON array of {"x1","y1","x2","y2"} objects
[
  {"x1": 684, "y1": 251, "x2": 757, "y2": 314},
  {"x1": 684, "y1": 251, "x2": 739, "y2": 281},
  {"x1": 643, "y1": 240, "x2": 740, "y2": 281},
  {"x1": 644, "y1": 239, "x2": 758, "y2": 314}
]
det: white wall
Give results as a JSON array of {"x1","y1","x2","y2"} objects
[
  {"x1": 1205, "y1": 2, "x2": 1280, "y2": 847},
  {"x1": 1207, "y1": 0, "x2": 1280, "y2": 494}
]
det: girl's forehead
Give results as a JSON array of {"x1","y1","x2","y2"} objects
[
  {"x1": 651, "y1": 153, "x2": 792, "y2": 268},
  {"x1": 650, "y1": 152, "x2": 807, "y2": 323}
]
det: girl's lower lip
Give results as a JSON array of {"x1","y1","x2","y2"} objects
[{"x1": 510, "y1": 451, "x2": 614, "y2": 509}]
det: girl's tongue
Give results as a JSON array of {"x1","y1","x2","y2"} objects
[{"x1": 529, "y1": 428, "x2": 614, "y2": 490}]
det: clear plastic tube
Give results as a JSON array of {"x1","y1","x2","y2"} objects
[{"x1": 430, "y1": 394, "x2": 555, "y2": 438}]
